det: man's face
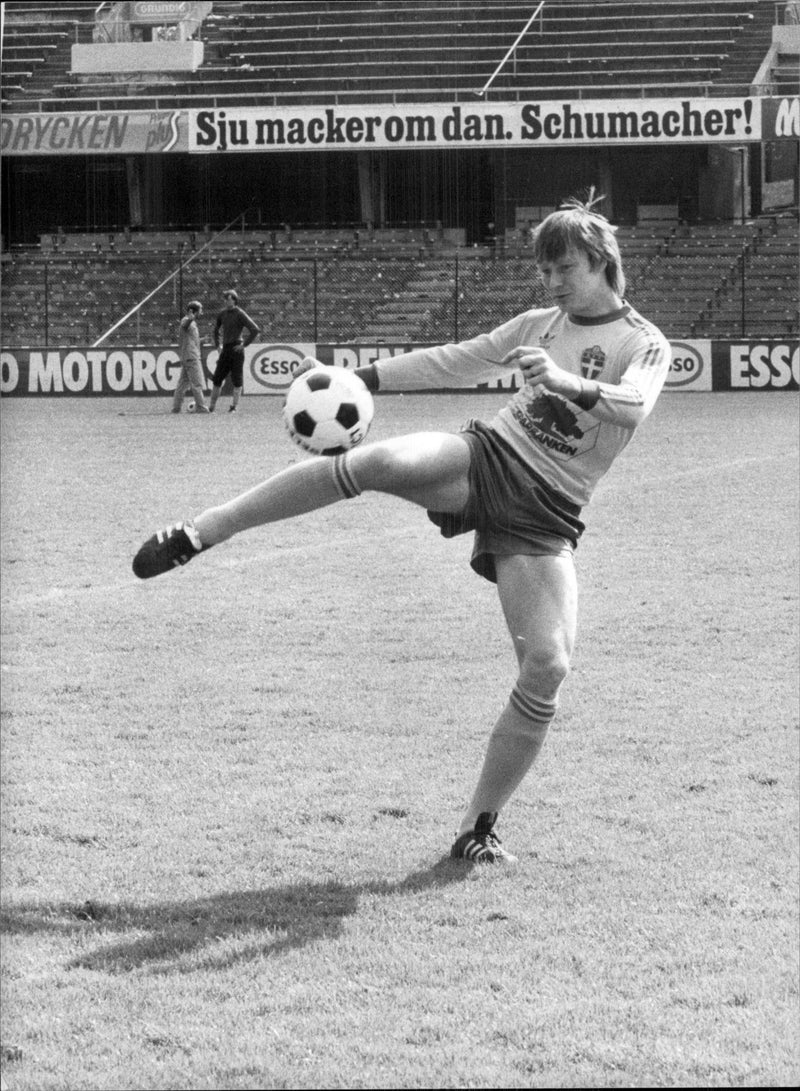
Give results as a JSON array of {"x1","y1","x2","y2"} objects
[
  {"x1": 224, "y1": 294, "x2": 236, "y2": 309},
  {"x1": 536, "y1": 247, "x2": 614, "y2": 317}
]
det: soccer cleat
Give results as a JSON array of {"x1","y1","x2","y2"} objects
[
  {"x1": 228, "y1": 405, "x2": 237, "y2": 413},
  {"x1": 450, "y1": 812, "x2": 518, "y2": 864},
  {"x1": 132, "y1": 522, "x2": 207, "y2": 579}
]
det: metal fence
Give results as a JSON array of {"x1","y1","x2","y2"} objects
[{"x1": 2, "y1": 239, "x2": 798, "y2": 349}]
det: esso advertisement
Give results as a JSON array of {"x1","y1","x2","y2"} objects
[
  {"x1": 2, "y1": 340, "x2": 798, "y2": 395},
  {"x1": 723, "y1": 342, "x2": 799, "y2": 391},
  {"x1": 246, "y1": 343, "x2": 317, "y2": 391},
  {"x1": 666, "y1": 340, "x2": 712, "y2": 391},
  {"x1": 246, "y1": 342, "x2": 430, "y2": 392}
]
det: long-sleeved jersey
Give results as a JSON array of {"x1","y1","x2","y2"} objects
[
  {"x1": 214, "y1": 306, "x2": 260, "y2": 348},
  {"x1": 373, "y1": 303, "x2": 671, "y2": 506},
  {"x1": 178, "y1": 315, "x2": 201, "y2": 363}
]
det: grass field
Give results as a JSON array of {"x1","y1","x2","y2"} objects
[{"x1": 1, "y1": 390, "x2": 798, "y2": 1090}]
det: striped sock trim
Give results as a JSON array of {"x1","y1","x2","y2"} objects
[
  {"x1": 332, "y1": 454, "x2": 362, "y2": 500},
  {"x1": 510, "y1": 686, "x2": 558, "y2": 726}
]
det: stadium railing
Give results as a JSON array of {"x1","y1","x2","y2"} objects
[
  {"x1": 2, "y1": 217, "x2": 797, "y2": 348},
  {"x1": 1, "y1": 0, "x2": 776, "y2": 112}
]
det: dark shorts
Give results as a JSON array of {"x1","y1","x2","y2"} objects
[
  {"x1": 427, "y1": 420, "x2": 585, "y2": 583},
  {"x1": 213, "y1": 344, "x2": 245, "y2": 388}
]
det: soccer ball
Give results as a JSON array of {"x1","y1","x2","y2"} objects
[{"x1": 283, "y1": 366, "x2": 374, "y2": 455}]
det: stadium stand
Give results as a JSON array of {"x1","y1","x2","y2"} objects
[
  {"x1": 1, "y1": 0, "x2": 786, "y2": 110},
  {"x1": 2, "y1": 214, "x2": 797, "y2": 346},
  {"x1": 1, "y1": 1, "x2": 797, "y2": 348},
  {"x1": 0, "y1": 4, "x2": 93, "y2": 106},
  {"x1": 689, "y1": 216, "x2": 800, "y2": 337}
]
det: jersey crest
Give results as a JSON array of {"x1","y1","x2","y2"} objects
[{"x1": 580, "y1": 344, "x2": 606, "y2": 379}]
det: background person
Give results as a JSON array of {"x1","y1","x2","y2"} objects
[
  {"x1": 208, "y1": 290, "x2": 260, "y2": 413},
  {"x1": 133, "y1": 194, "x2": 672, "y2": 865},
  {"x1": 172, "y1": 300, "x2": 209, "y2": 414}
]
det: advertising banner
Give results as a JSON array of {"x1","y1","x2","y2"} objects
[
  {"x1": 0, "y1": 344, "x2": 419, "y2": 396},
  {"x1": 712, "y1": 340, "x2": 800, "y2": 391},
  {"x1": 4, "y1": 97, "x2": 795, "y2": 156},
  {"x1": 188, "y1": 97, "x2": 800, "y2": 153},
  {"x1": 664, "y1": 340, "x2": 713, "y2": 392},
  {"x1": 3, "y1": 341, "x2": 797, "y2": 396},
  {"x1": 0, "y1": 346, "x2": 219, "y2": 396},
  {"x1": 761, "y1": 95, "x2": 800, "y2": 140},
  {"x1": 0, "y1": 109, "x2": 188, "y2": 155},
  {"x1": 131, "y1": 0, "x2": 194, "y2": 23}
]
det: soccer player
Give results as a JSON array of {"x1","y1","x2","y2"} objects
[
  {"x1": 208, "y1": 289, "x2": 260, "y2": 413},
  {"x1": 133, "y1": 194, "x2": 672, "y2": 864},
  {"x1": 172, "y1": 300, "x2": 210, "y2": 414}
]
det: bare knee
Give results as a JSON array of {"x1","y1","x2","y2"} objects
[
  {"x1": 518, "y1": 647, "x2": 570, "y2": 699},
  {"x1": 349, "y1": 442, "x2": 399, "y2": 492}
]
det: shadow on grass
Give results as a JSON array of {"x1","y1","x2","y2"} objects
[{"x1": 1, "y1": 855, "x2": 474, "y2": 974}]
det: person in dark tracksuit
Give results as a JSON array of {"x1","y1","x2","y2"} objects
[{"x1": 209, "y1": 289, "x2": 260, "y2": 413}]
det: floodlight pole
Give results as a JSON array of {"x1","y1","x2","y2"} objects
[
  {"x1": 740, "y1": 146, "x2": 746, "y2": 337},
  {"x1": 313, "y1": 259, "x2": 318, "y2": 341},
  {"x1": 177, "y1": 243, "x2": 184, "y2": 317},
  {"x1": 476, "y1": 1, "x2": 545, "y2": 98},
  {"x1": 722, "y1": 145, "x2": 748, "y2": 337},
  {"x1": 43, "y1": 261, "x2": 49, "y2": 347},
  {"x1": 453, "y1": 255, "x2": 460, "y2": 341}
]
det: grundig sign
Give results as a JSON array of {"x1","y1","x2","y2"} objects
[{"x1": 132, "y1": 1, "x2": 191, "y2": 23}]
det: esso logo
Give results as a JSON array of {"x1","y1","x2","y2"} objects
[
  {"x1": 667, "y1": 341, "x2": 704, "y2": 388},
  {"x1": 250, "y1": 345, "x2": 307, "y2": 390},
  {"x1": 730, "y1": 343, "x2": 800, "y2": 389}
]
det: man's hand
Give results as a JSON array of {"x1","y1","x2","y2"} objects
[{"x1": 502, "y1": 346, "x2": 582, "y2": 399}]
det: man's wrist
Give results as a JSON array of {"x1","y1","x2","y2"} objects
[
  {"x1": 571, "y1": 377, "x2": 601, "y2": 410},
  {"x1": 354, "y1": 364, "x2": 380, "y2": 392}
]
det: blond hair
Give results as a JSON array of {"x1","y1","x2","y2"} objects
[{"x1": 533, "y1": 189, "x2": 625, "y2": 296}]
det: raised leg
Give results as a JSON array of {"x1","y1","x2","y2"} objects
[{"x1": 194, "y1": 432, "x2": 472, "y2": 545}]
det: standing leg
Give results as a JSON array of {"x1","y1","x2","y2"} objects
[
  {"x1": 187, "y1": 358, "x2": 209, "y2": 411},
  {"x1": 454, "y1": 552, "x2": 577, "y2": 856},
  {"x1": 208, "y1": 349, "x2": 229, "y2": 413},
  {"x1": 228, "y1": 348, "x2": 245, "y2": 411},
  {"x1": 172, "y1": 367, "x2": 189, "y2": 412}
]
